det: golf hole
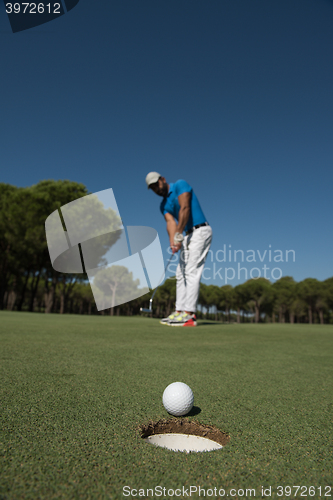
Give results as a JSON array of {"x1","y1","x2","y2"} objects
[{"x1": 140, "y1": 419, "x2": 230, "y2": 453}]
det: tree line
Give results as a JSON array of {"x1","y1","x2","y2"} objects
[{"x1": 1, "y1": 180, "x2": 332, "y2": 323}]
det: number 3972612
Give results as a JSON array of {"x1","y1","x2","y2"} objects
[{"x1": 5, "y1": 3, "x2": 61, "y2": 14}]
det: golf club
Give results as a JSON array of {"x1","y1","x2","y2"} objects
[{"x1": 140, "y1": 253, "x2": 174, "y2": 314}]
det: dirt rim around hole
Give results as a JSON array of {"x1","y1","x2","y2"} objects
[{"x1": 139, "y1": 418, "x2": 230, "y2": 447}]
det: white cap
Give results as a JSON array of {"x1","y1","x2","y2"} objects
[{"x1": 145, "y1": 171, "x2": 161, "y2": 189}]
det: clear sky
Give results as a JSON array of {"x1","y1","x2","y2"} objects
[{"x1": 1, "y1": 0, "x2": 332, "y2": 287}]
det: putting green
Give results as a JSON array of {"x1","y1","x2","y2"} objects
[{"x1": 1, "y1": 312, "x2": 332, "y2": 499}]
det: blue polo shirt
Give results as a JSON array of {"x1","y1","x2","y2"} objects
[{"x1": 160, "y1": 180, "x2": 207, "y2": 232}]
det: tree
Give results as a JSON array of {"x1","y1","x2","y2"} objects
[
  {"x1": 289, "y1": 296, "x2": 307, "y2": 324},
  {"x1": 218, "y1": 285, "x2": 233, "y2": 322},
  {"x1": 58, "y1": 274, "x2": 78, "y2": 314},
  {"x1": 203, "y1": 285, "x2": 220, "y2": 320},
  {"x1": 232, "y1": 284, "x2": 249, "y2": 323},
  {"x1": 0, "y1": 179, "x2": 126, "y2": 314},
  {"x1": 297, "y1": 278, "x2": 322, "y2": 324},
  {"x1": 272, "y1": 276, "x2": 296, "y2": 323},
  {"x1": 0, "y1": 184, "x2": 29, "y2": 309},
  {"x1": 0, "y1": 180, "x2": 91, "y2": 311},
  {"x1": 323, "y1": 278, "x2": 333, "y2": 324},
  {"x1": 198, "y1": 283, "x2": 210, "y2": 317},
  {"x1": 158, "y1": 278, "x2": 176, "y2": 317},
  {"x1": 241, "y1": 278, "x2": 273, "y2": 323},
  {"x1": 92, "y1": 265, "x2": 142, "y2": 315},
  {"x1": 315, "y1": 281, "x2": 330, "y2": 325}
]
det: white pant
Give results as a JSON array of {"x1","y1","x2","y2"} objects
[{"x1": 175, "y1": 224, "x2": 213, "y2": 313}]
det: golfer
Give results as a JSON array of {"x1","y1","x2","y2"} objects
[{"x1": 146, "y1": 172, "x2": 212, "y2": 326}]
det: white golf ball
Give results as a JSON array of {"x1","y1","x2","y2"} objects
[{"x1": 162, "y1": 382, "x2": 194, "y2": 416}]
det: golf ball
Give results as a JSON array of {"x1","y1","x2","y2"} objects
[{"x1": 162, "y1": 382, "x2": 194, "y2": 416}]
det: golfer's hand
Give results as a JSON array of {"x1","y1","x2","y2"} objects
[{"x1": 172, "y1": 243, "x2": 182, "y2": 254}]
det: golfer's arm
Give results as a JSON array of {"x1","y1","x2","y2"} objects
[
  {"x1": 164, "y1": 213, "x2": 177, "y2": 247},
  {"x1": 176, "y1": 192, "x2": 191, "y2": 233}
]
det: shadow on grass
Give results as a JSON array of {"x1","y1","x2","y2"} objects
[
  {"x1": 187, "y1": 406, "x2": 201, "y2": 416},
  {"x1": 198, "y1": 321, "x2": 227, "y2": 326}
]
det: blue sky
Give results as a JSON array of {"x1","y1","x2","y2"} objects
[{"x1": 1, "y1": 0, "x2": 332, "y2": 287}]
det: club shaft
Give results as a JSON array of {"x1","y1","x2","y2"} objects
[
  {"x1": 141, "y1": 253, "x2": 174, "y2": 313},
  {"x1": 150, "y1": 254, "x2": 173, "y2": 301}
]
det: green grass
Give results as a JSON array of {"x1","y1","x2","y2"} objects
[{"x1": 0, "y1": 312, "x2": 332, "y2": 500}]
